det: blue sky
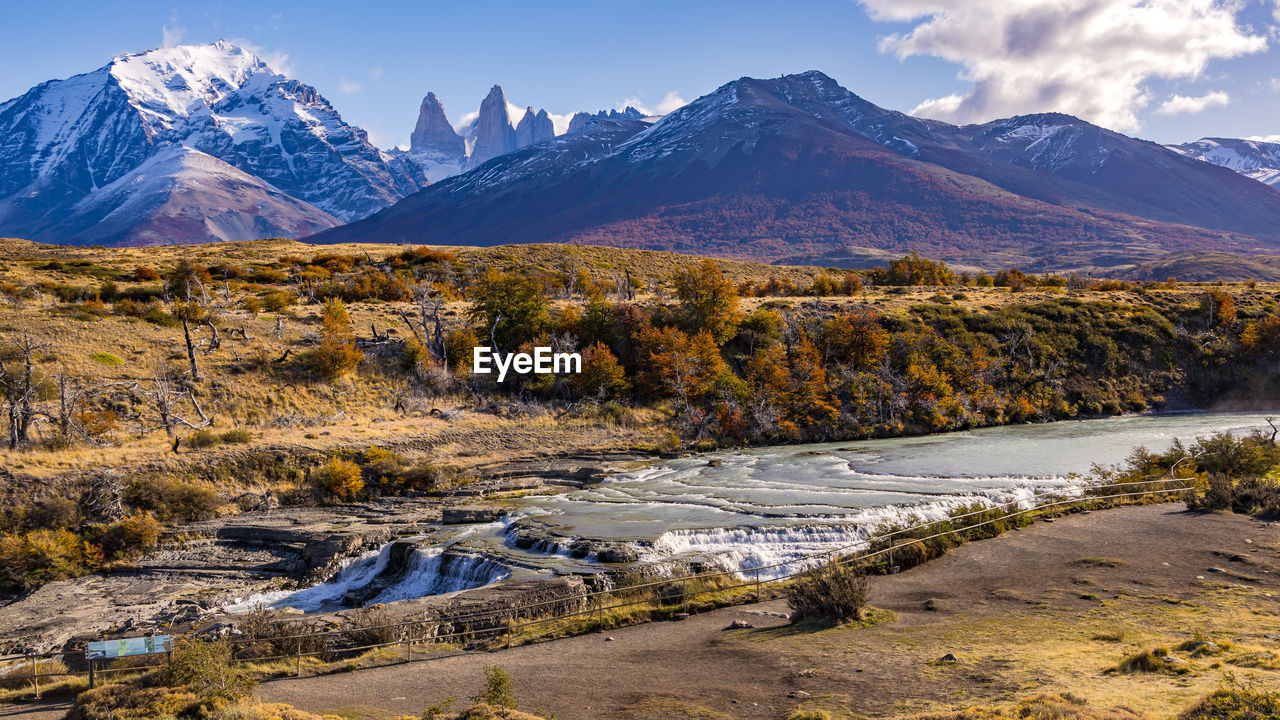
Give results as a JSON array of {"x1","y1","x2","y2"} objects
[{"x1": 5, "y1": 0, "x2": 1280, "y2": 147}]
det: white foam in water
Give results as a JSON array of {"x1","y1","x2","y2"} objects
[
  {"x1": 365, "y1": 548, "x2": 511, "y2": 605},
  {"x1": 645, "y1": 484, "x2": 1070, "y2": 579},
  {"x1": 224, "y1": 545, "x2": 392, "y2": 613},
  {"x1": 224, "y1": 413, "x2": 1271, "y2": 613},
  {"x1": 224, "y1": 524, "x2": 512, "y2": 613}
]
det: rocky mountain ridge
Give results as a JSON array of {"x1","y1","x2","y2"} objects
[
  {"x1": 310, "y1": 71, "x2": 1280, "y2": 273},
  {"x1": 0, "y1": 41, "x2": 423, "y2": 245}
]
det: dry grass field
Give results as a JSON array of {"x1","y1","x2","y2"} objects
[{"x1": 1, "y1": 236, "x2": 1276, "y2": 493}]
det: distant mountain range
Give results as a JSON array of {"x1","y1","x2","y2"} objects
[
  {"x1": 394, "y1": 87, "x2": 647, "y2": 182},
  {"x1": 0, "y1": 41, "x2": 423, "y2": 245},
  {"x1": 1168, "y1": 137, "x2": 1280, "y2": 189},
  {"x1": 311, "y1": 71, "x2": 1280, "y2": 272},
  {"x1": 4, "y1": 42, "x2": 1280, "y2": 272}
]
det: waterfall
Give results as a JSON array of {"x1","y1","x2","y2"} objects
[{"x1": 365, "y1": 548, "x2": 512, "y2": 605}]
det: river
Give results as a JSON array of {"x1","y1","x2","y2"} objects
[{"x1": 231, "y1": 411, "x2": 1275, "y2": 612}]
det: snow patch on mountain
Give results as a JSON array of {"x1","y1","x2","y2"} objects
[{"x1": 1170, "y1": 137, "x2": 1280, "y2": 188}]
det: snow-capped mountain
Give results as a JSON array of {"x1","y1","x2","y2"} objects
[
  {"x1": 1168, "y1": 137, "x2": 1280, "y2": 189},
  {"x1": 0, "y1": 41, "x2": 422, "y2": 245},
  {"x1": 309, "y1": 71, "x2": 1280, "y2": 272},
  {"x1": 395, "y1": 85, "x2": 625, "y2": 182},
  {"x1": 48, "y1": 145, "x2": 339, "y2": 245}
]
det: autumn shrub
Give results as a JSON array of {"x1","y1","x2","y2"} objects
[
  {"x1": 575, "y1": 342, "x2": 630, "y2": 399},
  {"x1": 123, "y1": 477, "x2": 222, "y2": 523},
  {"x1": 65, "y1": 683, "x2": 200, "y2": 720},
  {"x1": 186, "y1": 428, "x2": 220, "y2": 448},
  {"x1": 345, "y1": 605, "x2": 398, "y2": 648},
  {"x1": 786, "y1": 559, "x2": 869, "y2": 624},
  {"x1": 133, "y1": 266, "x2": 162, "y2": 282},
  {"x1": 96, "y1": 512, "x2": 162, "y2": 560},
  {"x1": 310, "y1": 457, "x2": 364, "y2": 500},
  {"x1": 235, "y1": 607, "x2": 331, "y2": 660},
  {"x1": 1180, "y1": 686, "x2": 1280, "y2": 719},
  {"x1": 0, "y1": 528, "x2": 99, "y2": 591},
  {"x1": 261, "y1": 290, "x2": 295, "y2": 312},
  {"x1": 304, "y1": 299, "x2": 363, "y2": 380}
]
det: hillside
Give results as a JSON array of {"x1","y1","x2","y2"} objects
[{"x1": 308, "y1": 72, "x2": 1280, "y2": 273}]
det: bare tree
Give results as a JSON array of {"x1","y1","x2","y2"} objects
[
  {"x1": 137, "y1": 370, "x2": 211, "y2": 440},
  {"x1": 0, "y1": 332, "x2": 51, "y2": 449},
  {"x1": 401, "y1": 279, "x2": 448, "y2": 363}
]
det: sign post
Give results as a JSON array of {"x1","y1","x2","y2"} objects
[{"x1": 85, "y1": 635, "x2": 173, "y2": 688}]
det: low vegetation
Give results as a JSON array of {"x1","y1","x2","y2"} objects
[
  {"x1": 786, "y1": 559, "x2": 870, "y2": 624},
  {"x1": 1, "y1": 239, "x2": 1279, "y2": 596},
  {"x1": 1098, "y1": 430, "x2": 1280, "y2": 518}
]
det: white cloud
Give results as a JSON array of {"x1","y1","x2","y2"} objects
[
  {"x1": 616, "y1": 91, "x2": 688, "y2": 117},
  {"x1": 370, "y1": 66, "x2": 384, "y2": 81},
  {"x1": 1268, "y1": 77, "x2": 1280, "y2": 92},
  {"x1": 339, "y1": 78, "x2": 362, "y2": 94},
  {"x1": 859, "y1": 0, "x2": 1268, "y2": 132},
  {"x1": 233, "y1": 39, "x2": 295, "y2": 76},
  {"x1": 546, "y1": 112, "x2": 574, "y2": 135},
  {"x1": 1247, "y1": 134, "x2": 1280, "y2": 142},
  {"x1": 1156, "y1": 90, "x2": 1229, "y2": 115},
  {"x1": 162, "y1": 10, "x2": 185, "y2": 47},
  {"x1": 454, "y1": 110, "x2": 479, "y2": 134},
  {"x1": 656, "y1": 91, "x2": 688, "y2": 114}
]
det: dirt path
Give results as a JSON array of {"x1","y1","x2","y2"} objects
[{"x1": 255, "y1": 504, "x2": 1280, "y2": 719}]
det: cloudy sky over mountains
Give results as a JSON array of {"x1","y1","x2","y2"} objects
[{"x1": 5, "y1": 0, "x2": 1280, "y2": 146}]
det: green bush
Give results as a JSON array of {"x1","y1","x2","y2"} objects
[
  {"x1": 90, "y1": 352, "x2": 123, "y2": 366},
  {"x1": 164, "y1": 638, "x2": 257, "y2": 702},
  {"x1": 186, "y1": 429, "x2": 220, "y2": 449},
  {"x1": 220, "y1": 429, "x2": 253, "y2": 444},
  {"x1": 470, "y1": 665, "x2": 517, "y2": 712},
  {"x1": 786, "y1": 559, "x2": 869, "y2": 624}
]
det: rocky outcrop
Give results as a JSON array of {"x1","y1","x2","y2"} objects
[
  {"x1": 568, "y1": 106, "x2": 645, "y2": 133},
  {"x1": 568, "y1": 111, "x2": 593, "y2": 133},
  {"x1": 329, "y1": 576, "x2": 589, "y2": 644},
  {"x1": 442, "y1": 506, "x2": 508, "y2": 525},
  {"x1": 515, "y1": 107, "x2": 554, "y2": 148},
  {"x1": 0, "y1": 500, "x2": 439, "y2": 653},
  {"x1": 468, "y1": 85, "x2": 518, "y2": 169},
  {"x1": 410, "y1": 92, "x2": 466, "y2": 160}
]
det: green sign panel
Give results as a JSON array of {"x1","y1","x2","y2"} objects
[{"x1": 85, "y1": 635, "x2": 172, "y2": 660}]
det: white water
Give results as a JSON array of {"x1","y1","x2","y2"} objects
[{"x1": 227, "y1": 412, "x2": 1275, "y2": 612}]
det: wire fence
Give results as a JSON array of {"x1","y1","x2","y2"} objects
[{"x1": 0, "y1": 475, "x2": 1192, "y2": 696}]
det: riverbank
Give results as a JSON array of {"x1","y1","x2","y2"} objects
[{"x1": 253, "y1": 503, "x2": 1280, "y2": 719}]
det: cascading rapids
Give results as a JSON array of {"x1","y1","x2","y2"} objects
[{"x1": 224, "y1": 527, "x2": 513, "y2": 614}]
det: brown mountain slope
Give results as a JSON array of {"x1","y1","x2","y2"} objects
[{"x1": 306, "y1": 73, "x2": 1280, "y2": 272}]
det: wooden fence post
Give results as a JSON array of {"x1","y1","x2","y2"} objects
[
  {"x1": 755, "y1": 568, "x2": 761, "y2": 603},
  {"x1": 30, "y1": 655, "x2": 39, "y2": 699},
  {"x1": 88, "y1": 659, "x2": 95, "y2": 690}
]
